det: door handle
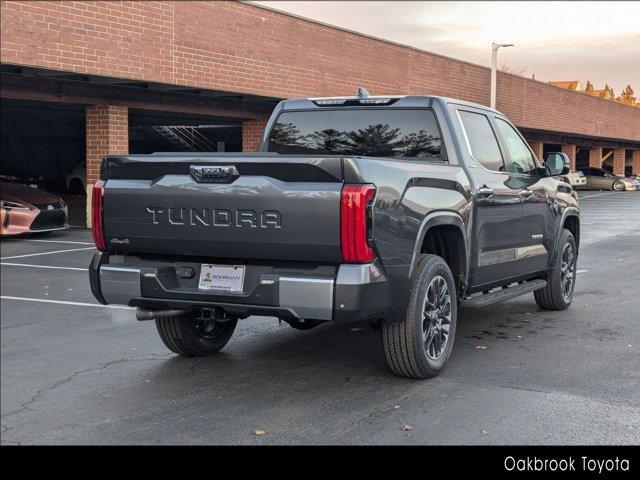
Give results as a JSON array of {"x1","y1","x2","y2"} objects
[
  {"x1": 477, "y1": 186, "x2": 494, "y2": 197},
  {"x1": 521, "y1": 189, "x2": 534, "y2": 198}
]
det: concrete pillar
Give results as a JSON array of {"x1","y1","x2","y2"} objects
[
  {"x1": 588, "y1": 147, "x2": 602, "y2": 168},
  {"x1": 527, "y1": 140, "x2": 544, "y2": 162},
  {"x1": 611, "y1": 148, "x2": 625, "y2": 176},
  {"x1": 85, "y1": 104, "x2": 128, "y2": 227},
  {"x1": 242, "y1": 117, "x2": 269, "y2": 152},
  {"x1": 561, "y1": 144, "x2": 577, "y2": 170},
  {"x1": 632, "y1": 150, "x2": 640, "y2": 175}
]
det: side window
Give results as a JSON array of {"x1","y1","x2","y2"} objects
[
  {"x1": 495, "y1": 118, "x2": 538, "y2": 175},
  {"x1": 458, "y1": 110, "x2": 504, "y2": 171}
]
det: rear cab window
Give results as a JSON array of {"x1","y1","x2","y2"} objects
[{"x1": 267, "y1": 109, "x2": 445, "y2": 160}]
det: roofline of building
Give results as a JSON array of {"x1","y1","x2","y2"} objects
[{"x1": 245, "y1": 1, "x2": 639, "y2": 112}]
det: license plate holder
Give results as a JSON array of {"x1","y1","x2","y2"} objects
[{"x1": 198, "y1": 264, "x2": 245, "y2": 292}]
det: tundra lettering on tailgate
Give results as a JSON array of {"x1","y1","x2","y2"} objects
[{"x1": 146, "y1": 207, "x2": 282, "y2": 229}]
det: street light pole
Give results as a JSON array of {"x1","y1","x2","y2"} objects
[{"x1": 490, "y1": 42, "x2": 514, "y2": 109}]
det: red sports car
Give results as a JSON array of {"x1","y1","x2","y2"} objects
[{"x1": 1, "y1": 180, "x2": 68, "y2": 236}]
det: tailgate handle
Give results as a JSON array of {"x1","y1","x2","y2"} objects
[{"x1": 190, "y1": 165, "x2": 239, "y2": 183}]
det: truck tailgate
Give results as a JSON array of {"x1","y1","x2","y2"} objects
[{"x1": 101, "y1": 155, "x2": 344, "y2": 262}]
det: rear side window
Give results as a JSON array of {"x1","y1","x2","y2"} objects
[
  {"x1": 267, "y1": 109, "x2": 444, "y2": 159},
  {"x1": 494, "y1": 118, "x2": 538, "y2": 175},
  {"x1": 458, "y1": 110, "x2": 504, "y2": 171}
]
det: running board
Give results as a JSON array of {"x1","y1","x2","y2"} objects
[{"x1": 461, "y1": 280, "x2": 547, "y2": 308}]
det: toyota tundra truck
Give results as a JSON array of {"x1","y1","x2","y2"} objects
[{"x1": 89, "y1": 90, "x2": 580, "y2": 379}]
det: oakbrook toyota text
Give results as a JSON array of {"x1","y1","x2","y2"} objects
[{"x1": 504, "y1": 456, "x2": 630, "y2": 474}]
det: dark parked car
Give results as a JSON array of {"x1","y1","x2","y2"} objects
[
  {"x1": 575, "y1": 167, "x2": 637, "y2": 191},
  {"x1": 89, "y1": 91, "x2": 580, "y2": 379}
]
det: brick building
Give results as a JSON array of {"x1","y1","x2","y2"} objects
[{"x1": 1, "y1": 1, "x2": 639, "y2": 225}]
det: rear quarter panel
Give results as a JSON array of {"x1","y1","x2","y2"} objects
[{"x1": 345, "y1": 157, "x2": 472, "y2": 320}]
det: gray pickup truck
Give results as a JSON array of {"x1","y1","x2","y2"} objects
[{"x1": 89, "y1": 89, "x2": 580, "y2": 379}]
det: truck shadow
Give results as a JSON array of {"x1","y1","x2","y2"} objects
[{"x1": 144, "y1": 298, "x2": 555, "y2": 390}]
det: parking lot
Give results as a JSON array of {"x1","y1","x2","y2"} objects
[{"x1": 1, "y1": 191, "x2": 639, "y2": 445}]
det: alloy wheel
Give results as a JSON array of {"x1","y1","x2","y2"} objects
[
  {"x1": 560, "y1": 243, "x2": 575, "y2": 302},
  {"x1": 422, "y1": 275, "x2": 452, "y2": 360}
]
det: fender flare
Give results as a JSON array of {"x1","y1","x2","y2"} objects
[
  {"x1": 550, "y1": 207, "x2": 580, "y2": 265},
  {"x1": 408, "y1": 211, "x2": 470, "y2": 285}
]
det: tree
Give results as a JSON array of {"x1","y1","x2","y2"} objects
[
  {"x1": 585, "y1": 80, "x2": 594, "y2": 93},
  {"x1": 307, "y1": 128, "x2": 348, "y2": 153},
  {"x1": 399, "y1": 130, "x2": 440, "y2": 157},
  {"x1": 269, "y1": 122, "x2": 305, "y2": 149},
  {"x1": 616, "y1": 85, "x2": 637, "y2": 106},
  {"x1": 344, "y1": 123, "x2": 405, "y2": 157},
  {"x1": 599, "y1": 84, "x2": 615, "y2": 100}
]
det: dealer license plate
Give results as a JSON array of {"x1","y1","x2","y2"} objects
[{"x1": 198, "y1": 264, "x2": 245, "y2": 292}]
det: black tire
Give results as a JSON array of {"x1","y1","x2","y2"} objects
[
  {"x1": 534, "y1": 229, "x2": 577, "y2": 310},
  {"x1": 612, "y1": 180, "x2": 625, "y2": 191},
  {"x1": 155, "y1": 313, "x2": 237, "y2": 357},
  {"x1": 382, "y1": 254, "x2": 457, "y2": 379}
]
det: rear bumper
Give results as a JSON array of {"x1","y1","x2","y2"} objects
[{"x1": 89, "y1": 253, "x2": 392, "y2": 322}]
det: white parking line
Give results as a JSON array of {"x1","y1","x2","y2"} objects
[
  {"x1": 0, "y1": 246, "x2": 95, "y2": 260},
  {"x1": 17, "y1": 239, "x2": 94, "y2": 245},
  {"x1": 578, "y1": 193, "x2": 616, "y2": 200},
  {"x1": 0, "y1": 296, "x2": 133, "y2": 310},
  {"x1": 0, "y1": 262, "x2": 86, "y2": 271}
]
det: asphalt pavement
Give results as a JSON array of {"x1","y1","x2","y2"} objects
[{"x1": 1, "y1": 191, "x2": 639, "y2": 445}]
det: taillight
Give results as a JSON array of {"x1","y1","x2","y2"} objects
[
  {"x1": 91, "y1": 180, "x2": 107, "y2": 252},
  {"x1": 341, "y1": 184, "x2": 376, "y2": 263}
]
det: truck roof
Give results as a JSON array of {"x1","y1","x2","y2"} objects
[{"x1": 280, "y1": 91, "x2": 501, "y2": 115}]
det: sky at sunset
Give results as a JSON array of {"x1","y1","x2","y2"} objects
[{"x1": 254, "y1": 1, "x2": 640, "y2": 95}]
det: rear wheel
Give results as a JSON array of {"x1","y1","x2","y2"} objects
[
  {"x1": 155, "y1": 312, "x2": 237, "y2": 357},
  {"x1": 534, "y1": 229, "x2": 577, "y2": 310},
  {"x1": 382, "y1": 254, "x2": 457, "y2": 379}
]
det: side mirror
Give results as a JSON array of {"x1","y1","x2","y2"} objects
[{"x1": 544, "y1": 152, "x2": 570, "y2": 177}]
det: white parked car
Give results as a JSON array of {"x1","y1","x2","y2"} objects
[
  {"x1": 65, "y1": 162, "x2": 86, "y2": 194},
  {"x1": 556, "y1": 169, "x2": 586, "y2": 187}
]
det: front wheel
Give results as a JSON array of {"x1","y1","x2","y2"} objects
[
  {"x1": 534, "y1": 229, "x2": 577, "y2": 310},
  {"x1": 155, "y1": 313, "x2": 237, "y2": 357},
  {"x1": 613, "y1": 181, "x2": 625, "y2": 191},
  {"x1": 382, "y1": 254, "x2": 457, "y2": 379}
]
